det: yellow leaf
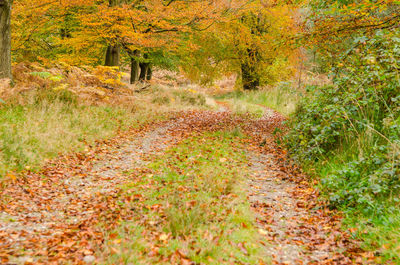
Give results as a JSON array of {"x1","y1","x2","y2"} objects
[
  {"x1": 159, "y1": 233, "x2": 169, "y2": 241},
  {"x1": 6, "y1": 172, "x2": 17, "y2": 180},
  {"x1": 258, "y1": 229, "x2": 268, "y2": 235}
]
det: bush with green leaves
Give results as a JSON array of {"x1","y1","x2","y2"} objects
[{"x1": 286, "y1": 29, "x2": 400, "y2": 214}]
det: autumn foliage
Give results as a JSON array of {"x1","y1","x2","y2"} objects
[
  {"x1": 1, "y1": 0, "x2": 400, "y2": 264},
  {"x1": 7, "y1": 0, "x2": 302, "y2": 89}
]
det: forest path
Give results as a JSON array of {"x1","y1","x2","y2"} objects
[
  {"x1": 241, "y1": 109, "x2": 363, "y2": 264},
  {"x1": 0, "y1": 109, "x2": 363, "y2": 264},
  {"x1": 247, "y1": 137, "x2": 362, "y2": 264}
]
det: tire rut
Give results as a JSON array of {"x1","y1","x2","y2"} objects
[{"x1": 0, "y1": 110, "x2": 242, "y2": 264}]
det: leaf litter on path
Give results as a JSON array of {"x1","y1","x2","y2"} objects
[
  {"x1": 0, "y1": 109, "x2": 371, "y2": 264},
  {"x1": 242, "y1": 109, "x2": 372, "y2": 264}
]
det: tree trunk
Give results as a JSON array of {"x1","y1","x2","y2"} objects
[
  {"x1": 0, "y1": 0, "x2": 12, "y2": 79},
  {"x1": 104, "y1": 45, "x2": 120, "y2": 67},
  {"x1": 146, "y1": 65, "x2": 152, "y2": 81},
  {"x1": 139, "y1": 62, "x2": 150, "y2": 81},
  {"x1": 130, "y1": 58, "x2": 140, "y2": 84},
  {"x1": 241, "y1": 63, "x2": 259, "y2": 90},
  {"x1": 104, "y1": 0, "x2": 120, "y2": 67},
  {"x1": 241, "y1": 48, "x2": 260, "y2": 90},
  {"x1": 139, "y1": 53, "x2": 151, "y2": 81},
  {"x1": 130, "y1": 50, "x2": 140, "y2": 84}
]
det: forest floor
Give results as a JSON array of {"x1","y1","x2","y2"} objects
[{"x1": 0, "y1": 103, "x2": 371, "y2": 264}]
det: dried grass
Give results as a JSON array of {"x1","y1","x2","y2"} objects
[{"x1": 0, "y1": 63, "x2": 217, "y2": 177}]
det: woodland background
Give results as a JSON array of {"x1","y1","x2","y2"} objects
[{"x1": 0, "y1": 0, "x2": 400, "y2": 263}]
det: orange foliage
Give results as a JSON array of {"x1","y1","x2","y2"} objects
[{"x1": 11, "y1": 0, "x2": 303, "y2": 87}]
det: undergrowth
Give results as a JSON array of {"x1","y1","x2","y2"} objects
[
  {"x1": 102, "y1": 131, "x2": 269, "y2": 264},
  {"x1": 285, "y1": 29, "x2": 400, "y2": 263}
]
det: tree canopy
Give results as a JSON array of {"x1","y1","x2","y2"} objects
[{"x1": 0, "y1": 0, "x2": 303, "y2": 88}]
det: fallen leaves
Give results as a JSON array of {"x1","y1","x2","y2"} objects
[
  {"x1": 258, "y1": 228, "x2": 268, "y2": 236},
  {"x1": 219, "y1": 157, "x2": 227, "y2": 163},
  {"x1": 0, "y1": 121, "x2": 160, "y2": 263},
  {"x1": 243, "y1": 108, "x2": 370, "y2": 264},
  {"x1": 0, "y1": 108, "x2": 371, "y2": 264},
  {"x1": 159, "y1": 233, "x2": 169, "y2": 242},
  {"x1": 238, "y1": 242, "x2": 249, "y2": 255},
  {"x1": 0, "y1": 110, "x2": 248, "y2": 263}
]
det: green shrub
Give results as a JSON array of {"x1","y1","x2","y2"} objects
[
  {"x1": 286, "y1": 29, "x2": 400, "y2": 214},
  {"x1": 30, "y1": 71, "x2": 64, "y2": 82}
]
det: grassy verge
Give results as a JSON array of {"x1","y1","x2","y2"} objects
[
  {"x1": 306, "y1": 153, "x2": 400, "y2": 263},
  {"x1": 101, "y1": 131, "x2": 269, "y2": 264},
  {"x1": 285, "y1": 83, "x2": 400, "y2": 262},
  {"x1": 343, "y1": 200, "x2": 400, "y2": 263},
  {"x1": 215, "y1": 82, "x2": 302, "y2": 117},
  {"x1": 0, "y1": 87, "x2": 209, "y2": 177},
  {"x1": 0, "y1": 90, "x2": 143, "y2": 176}
]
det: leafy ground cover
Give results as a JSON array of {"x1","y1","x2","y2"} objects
[
  {"x1": 0, "y1": 106, "x2": 368, "y2": 264},
  {"x1": 102, "y1": 131, "x2": 269, "y2": 264},
  {"x1": 0, "y1": 110, "x2": 248, "y2": 264}
]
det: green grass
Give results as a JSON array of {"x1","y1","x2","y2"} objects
[
  {"x1": 146, "y1": 85, "x2": 208, "y2": 108},
  {"x1": 343, "y1": 208, "x2": 400, "y2": 263},
  {"x1": 0, "y1": 89, "x2": 164, "y2": 177},
  {"x1": 308, "y1": 152, "x2": 400, "y2": 263},
  {"x1": 215, "y1": 82, "x2": 302, "y2": 117},
  {"x1": 101, "y1": 131, "x2": 269, "y2": 264},
  {"x1": 296, "y1": 135, "x2": 400, "y2": 263}
]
